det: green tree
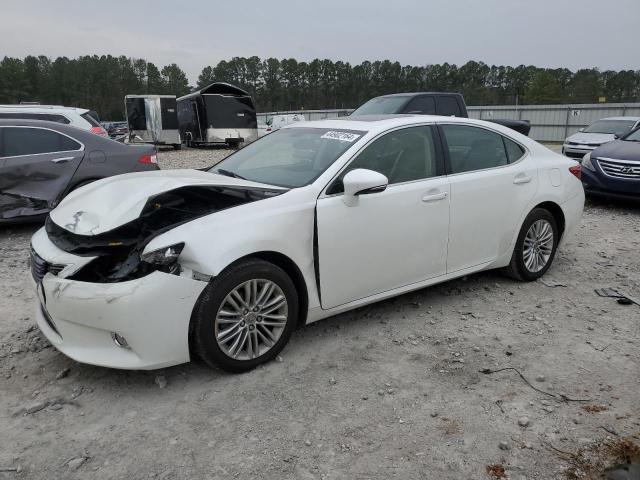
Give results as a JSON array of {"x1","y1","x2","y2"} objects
[
  {"x1": 525, "y1": 71, "x2": 563, "y2": 104},
  {"x1": 161, "y1": 63, "x2": 190, "y2": 96}
]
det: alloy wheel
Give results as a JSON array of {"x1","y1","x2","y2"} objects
[
  {"x1": 523, "y1": 219, "x2": 554, "y2": 273},
  {"x1": 214, "y1": 279, "x2": 288, "y2": 360}
]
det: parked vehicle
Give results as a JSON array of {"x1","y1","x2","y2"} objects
[
  {"x1": 0, "y1": 119, "x2": 159, "y2": 223},
  {"x1": 351, "y1": 93, "x2": 531, "y2": 136},
  {"x1": 105, "y1": 121, "x2": 128, "y2": 138},
  {"x1": 177, "y1": 82, "x2": 258, "y2": 148},
  {"x1": 0, "y1": 105, "x2": 107, "y2": 137},
  {"x1": 581, "y1": 126, "x2": 640, "y2": 200},
  {"x1": 562, "y1": 117, "x2": 640, "y2": 160},
  {"x1": 30, "y1": 116, "x2": 583, "y2": 372},
  {"x1": 125, "y1": 95, "x2": 181, "y2": 150}
]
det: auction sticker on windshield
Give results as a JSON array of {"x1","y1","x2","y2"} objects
[{"x1": 321, "y1": 131, "x2": 361, "y2": 142}]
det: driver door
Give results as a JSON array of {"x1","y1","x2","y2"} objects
[{"x1": 316, "y1": 125, "x2": 450, "y2": 309}]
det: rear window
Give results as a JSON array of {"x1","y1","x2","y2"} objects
[
  {"x1": 81, "y1": 112, "x2": 101, "y2": 127},
  {"x1": 0, "y1": 112, "x2": 70, "y2": 124},
  {"x1": 2, "y1": 127, "x2": 81, "y2": 157}
]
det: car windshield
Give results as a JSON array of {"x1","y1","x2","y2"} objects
[
  {"x1": 209, "y1": 127, "x2": 366, "y2": 188},
  {"x1": 583, "y1": 120, "x2": 636, "y2": 134},
  {"x1": 624, "y1": 128, "x2": 640, "y2": 142},
  {"x1": 351, "y1": 96, "x2": 410, "y2": 115}
]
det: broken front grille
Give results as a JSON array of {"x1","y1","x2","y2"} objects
[
  {"x1": 597, "y1": 158, "x2": 640, "y2": 179},
  {"x1": 29, "y1": 247, "x2": 65, "y2": 283}
]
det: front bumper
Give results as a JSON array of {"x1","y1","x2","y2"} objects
[
  {"x1": 31, "y1": 232, "x2": 208, "y2": 370},
  {"x1": 582, "y1": 167, "x2": 640, "y2": 200},
  {"x1": 562, "y1": 144, "x2": 599, "y2": 161}
]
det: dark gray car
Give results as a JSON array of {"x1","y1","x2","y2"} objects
[{"x1": 0, "y1": 119, "x2": 159, "y2": 222}]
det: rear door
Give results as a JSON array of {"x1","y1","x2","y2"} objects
[
  {"x1": 438, "y1": 123, "x2": 536, "y2": 273},
  {"x1": 0, "y1": 126, "x2": 84, "y2": 220}
]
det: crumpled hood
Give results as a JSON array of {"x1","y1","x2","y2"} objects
[
  {"x1": 566, "y1": 132, "x2": 615, "y2": 146},
  {"x1": 50, "y1": 169, "x2": 285, "y2": 235}
]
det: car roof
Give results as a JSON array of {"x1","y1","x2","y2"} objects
[
  {"x1": 0, "y1": 104, "x2": 89, "y2": 114},
  {"x1": 372, "y1": 92, "x2": 463, "y2": 99},
  {"x1": 599, "y1": 116, "x2": 640, "y2": 121}
]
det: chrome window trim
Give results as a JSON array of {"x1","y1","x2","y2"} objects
[{"x1": 0, "y1": 125, "x2": 85, "y2": 160}]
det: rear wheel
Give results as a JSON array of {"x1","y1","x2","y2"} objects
[
  {"x1": 191, "y1": 258, "x2": 298, "y2": 372},
  {"x1": 173, "y1": 143, "x2": 182, "y2": 151},
  {"x1": 503, "y1": 208, "x2": 559, "y2": 281}
]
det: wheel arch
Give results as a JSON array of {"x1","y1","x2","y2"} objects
[
  {"x1": 532, "y1": 201, "x2": 566, "y2": 240},
  {"x1": 191, "y1": 251, "x2": 309, "y2": 330}
]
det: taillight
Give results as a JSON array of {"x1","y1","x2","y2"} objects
[
  {"x1": 90, "y1": 126, "x2": 107, "y2": 136},
  {"x1": 569, "y1": 164, "x2": 581, "y2": 180},
  {"x1": 139, "y1": 154, "x2": 157, "y2": 164}
]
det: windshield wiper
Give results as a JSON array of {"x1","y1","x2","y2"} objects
[{"x1": 215, "y1": 168, "x2": 247, "y2": 180}]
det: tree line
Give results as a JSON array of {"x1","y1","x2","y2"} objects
[
  {"x1": 0, "y1": 55, "x2": 190, "y2": 120},
  {"x1": 1, "y1": 55, "x2": 639, "y2": 120}
]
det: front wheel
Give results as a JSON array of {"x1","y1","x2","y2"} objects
[
  {"x1": 503, "y1": 208, "x2": 559, "y2": 281},
  {"x1": 191, "y1": 258, "x2": 298, "y2": 372}
]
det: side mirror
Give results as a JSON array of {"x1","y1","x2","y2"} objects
[
  {"x1": 613, "y1": 131, "x2": 626, "y2": 139},
  {"x1": 578, "y1": 128, "x2": 585, "y2": 132},
  {"x1": 342, "y1": 169, "x2": 388, "y2": 207}
]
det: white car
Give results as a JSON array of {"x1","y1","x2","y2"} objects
[
  {"x1": 0, "y1": 105, "x2": 108, "y2": 136},
  {"x1": 562, "y1": 116, "x2": 640, "y2": 161},
  {"x1": 30, "y1": 116, "x2": 584, "y2": 372}
]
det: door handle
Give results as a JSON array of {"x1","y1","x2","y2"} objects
[
  {"x1": 51, "y1": 156, "x2": 74, "y2": 163},
  {"x1": 513, "y1": 176, "x2": 532, "y2": 185},
  {"x1": 421, "y1": 192, "x2": 448, "y2": 202}
]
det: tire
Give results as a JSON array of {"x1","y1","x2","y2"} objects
[
  {"x1": 191, "y1": 258, "x2": 298, "y2": 372},
  {"x1": 173, "y1": 143, "x2": 182, "y2": 151},
  {"x1": 503, "y1": 208, "x2": 559, "y2": 282}
]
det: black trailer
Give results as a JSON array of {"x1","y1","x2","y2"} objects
[{"x1": 177, "y1": 83, "x2": 258, "y2": 148}]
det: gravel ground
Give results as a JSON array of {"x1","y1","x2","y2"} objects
[
  {"x1": 1, "y1": 145, "x2": 639, "y2": 479},
  {"x1": 156, "y1": 146, "x2": 232, "y2": 170}
]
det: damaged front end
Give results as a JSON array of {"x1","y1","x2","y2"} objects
[{"x1": 45, "y1": 184, "x2": 284, "y2": 283}]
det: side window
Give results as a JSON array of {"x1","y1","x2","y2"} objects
[
  {"x1": 503, "y1": 137, "x2": 525, "y2": 163},
  {"x1": 437, "y1": 96, "x2": 462, "y2": 117},
  {"x1": 404, "y1": 96, "x2": 436, "y2": 115},
  {"x1": 3, "y1": 128, "x2": 81, "y2": 157},
  {"x1": 441, "y1": 125, "x2": 508, "y2": 174},
  {"x1": 327, "y1": 125, "x2": 440, "y2": 194}
]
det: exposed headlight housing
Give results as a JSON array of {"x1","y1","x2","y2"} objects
[
  {"x1": 141, "y1": 243, "x2": 185, "y2": 273},
  {"x1": 582, "y1": 151, "x2": 596, "y2": 171}
]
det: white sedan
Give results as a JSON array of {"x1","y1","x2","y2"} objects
[{"x1": 30, "y1": 116, "x2": 584, "y2": 372}]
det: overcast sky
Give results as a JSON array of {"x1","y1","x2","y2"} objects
[{"x1": 3, "y1": 0, "x2": 638, "y2": 83}]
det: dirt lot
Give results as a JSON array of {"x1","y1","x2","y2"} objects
[{"x1": 1, "y1": 146, "x2": 639, "y2": 479}]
